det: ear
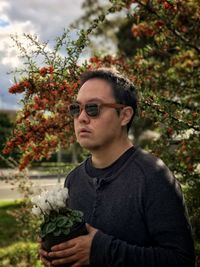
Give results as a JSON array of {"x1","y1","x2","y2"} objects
[{"x1": 120, "y1": 106, "x2": 134, "y2": 127}]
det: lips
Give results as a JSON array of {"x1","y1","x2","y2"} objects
[{"x1": 78, "y1": 128, "x2": 91, "y2": 135}]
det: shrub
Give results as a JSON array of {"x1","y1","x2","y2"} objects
[{"x1": 0, "y1": 241, "x2": 42, "y2": 267}]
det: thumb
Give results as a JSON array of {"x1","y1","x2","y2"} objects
[{"x1": 86, "y1": 223, "x2": 98, "y2": 235}]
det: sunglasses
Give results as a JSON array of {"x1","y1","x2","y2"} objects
[{"x1": 68, "y1": 102, "x2": 126, "y2": 118}]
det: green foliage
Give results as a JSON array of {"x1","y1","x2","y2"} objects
[
  {"x1": 0, "y1": 200, "x2": 24, "y2": 247},
  {"x1": 183, "y1": 182, "x2": 200, "y2": 241},
  {"x1": 0, "y1": 194, "x2": 40, "y2": 244},
  {"x1": 2, "y1": 0, "x2": 200, "y2": 264},
  {"x1": 40, "y1": 209, "x2": 83, "y2": 238},
  {"x1": 0, "y1": 200, "x2": 84, "y2": 266},
  {"x1": 0, "y1": 201, "x2": 42, "y2": 266},
  {"x1": 0, "y1": 241, "x2": 42, "y2": 267},
  {"x1": 0, "y1": 112, "x2": 20, "y2": 167},
  {"x1": 75, "y1": 0, "x2": 200, "y2": 246}
]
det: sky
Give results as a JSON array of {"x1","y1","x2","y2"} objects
[{"x1": 0, "y1": 0, "x2": 85, "y2": 110}]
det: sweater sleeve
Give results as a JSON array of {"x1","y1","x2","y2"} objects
[{"x1": 90, "y1": 166, "x2": 195, "y2": 267}]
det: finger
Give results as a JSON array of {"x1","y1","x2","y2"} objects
[
  {"x1": 39, "y1": 248, "x2": 48, "y2": 258},
  {"x1": 51, "y1": 239, "x2": 76, "y2": 251},
  {"x1": 86, "y1": 223, "x2": 98, "y2": 236},
  {"x1": 51, "y1": 254, "x2": 77, "y2": 266},
  {"x1": 85, "y1": 223, "x2": 97, "y2": 232},
  {"x1": 85, "y1": 223, "x2": 93, "y2": 232},
  {"x1": 49, "y1": 246, "x2": 75, "y2": 258},
  {"x1": 40, "y1": 255, "x2": 52, "y2": 266},
  {"x1": 71, "y1": 262, "x2": 81, "y2": 267}
]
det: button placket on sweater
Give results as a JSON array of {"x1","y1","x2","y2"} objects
[{"x1": 90, "y1": 178, "x2": 106, "y2": 222}]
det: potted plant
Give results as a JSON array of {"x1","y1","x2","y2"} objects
[{"x1": 31, "y1": 186, "x2": 87, "y2": 266}]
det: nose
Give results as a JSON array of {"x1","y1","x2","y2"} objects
[{"x1": 76, "y1": 107, "x2": 90, "y2": 124}]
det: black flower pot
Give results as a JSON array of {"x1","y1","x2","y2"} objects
[{"x1": 42, "y1": 222, "x2": 87, "y2": 267}]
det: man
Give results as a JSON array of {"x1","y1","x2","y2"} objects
[{"x1": 40, "y1": 68, "x2": 195, "y2": 267}]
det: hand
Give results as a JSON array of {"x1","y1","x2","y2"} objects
[
  {"x1": 38, "y1": 238, "x2": 52, "y2": 267},
  {"x1": 48, "y1": 224, "x2": 98, "y2": 267}
]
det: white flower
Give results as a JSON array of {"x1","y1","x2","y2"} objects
[
  {"x1": 32, "y1": 206, "x2": 42, "y2": 216},
  {"x1": 31, "y1": 187, "x2": 69, "y2": 216},
  {"x1": 39, "y1": 198, "x2": 51, "y2": 214},
  {"x1": 56, "y1": 200, "x2": 66, "y2": 208},
  {"x1": 46, "y1": 195, "x2": 56, "y2": 208},
  {"x1": 61, "y1": 188, "x2": 69, "y2": 201},
  {"x1": 31, "y1": 195, "x2": 41, "y2": 206},
  {"x1": 30, "y1": 187, "x2": 84, "y2": 239}
]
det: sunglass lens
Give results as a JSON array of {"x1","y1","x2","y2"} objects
[
  {"x1": 69, "y1": 104, "x2": 80, "y2": 117},
  {"x1": 86, "y1": 103, "x2": 99, "y2": 117}
]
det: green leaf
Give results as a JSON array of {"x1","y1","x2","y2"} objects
[
  {"x1": 72, "y1": 210, "x2": 83, "y2": 218},
  {"x1": 40, "y1": 230, "x2": 46, "y2": 239},
  {"x1": 75, "y1": 217, "x2": 82, "y2": 223},
  {"x1": 167, "y1": 0, "x2": 174, "y2": 4},
  {"x1": 65, "y1": 221, "x2": 73, "y2": 228},
  {"x1": 56, "y1": 216, "x2": 68, "y2": 227},
  {"x1": 62, "y1": 229, "x2": 70, "y2": 236},
  {"x1": 50, "y1": 216, "x2": 57, "y2": 222},
  {"x1": 45, "y1": 222, "x2": 56, "y2": 234},
  {"x1": 53, "y1": 229, "x2": 61, "y2": 236}
]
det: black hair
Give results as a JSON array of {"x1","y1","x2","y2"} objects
[{"x1": 80, "y1": 68, "x2": 137, "y2": 132}]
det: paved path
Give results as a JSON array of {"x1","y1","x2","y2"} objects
[{"x1": 0, "y1": 177, "x2": 66, "y2": 200}]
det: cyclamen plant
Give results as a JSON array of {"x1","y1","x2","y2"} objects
[{"x1": 31, "y1": 187, "x2": 84, "y2": 239}]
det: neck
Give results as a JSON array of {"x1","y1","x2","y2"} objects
[{"x1": 90, "y1": 138, "x2": 133, "y2": 169}]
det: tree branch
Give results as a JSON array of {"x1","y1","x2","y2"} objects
[
  {"x1": 144, "y1": 100, "x2": 200, "y2": 132},
  {"x1": 136, "y1": 0, "x2": 200, "y2": 53}
]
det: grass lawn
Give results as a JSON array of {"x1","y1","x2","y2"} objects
[{"x1": 0, "y1": 200, "x2": 25, "y2": 247}]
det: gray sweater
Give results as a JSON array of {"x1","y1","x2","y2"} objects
[{"x1": 65, "y1": 147, "x2": 195, "y2": 267}]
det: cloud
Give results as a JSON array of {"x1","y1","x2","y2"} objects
[{"x1": 0, "y1": 0, "x2": 84, "y2": 110}]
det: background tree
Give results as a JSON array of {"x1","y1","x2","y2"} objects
[
  {"x1": 74, "y1": 0, "x2": 200, "y2": 250},
  {"x1": 0, "y1": 112, "x2": 21, "y2": 167},
  {"x1": 2, "y1": 0, "x2": 200, "y2": 262},
  {"x1": 0, "y1": 113, "x2": 13, "y2": 154}
]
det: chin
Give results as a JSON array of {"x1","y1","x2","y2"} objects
[{"x1": 79, "y1": 141, "x2": 99, "y2": 151}]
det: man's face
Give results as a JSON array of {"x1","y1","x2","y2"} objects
[{"x1": 73, "y1": 78, "x2": 124, "y2": 152}]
